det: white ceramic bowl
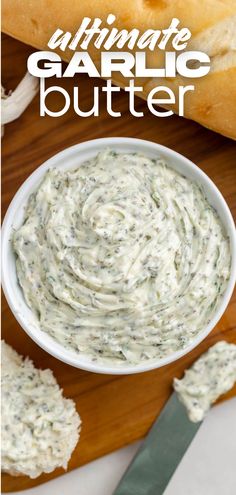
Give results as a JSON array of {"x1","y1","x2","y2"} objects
[{"x1": 2, "y1": 138, "x2": 236, "y2": 374}]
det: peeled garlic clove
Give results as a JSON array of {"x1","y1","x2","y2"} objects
[{"x1": 1, "y1": 72, "x2": 39, "y2": 133}]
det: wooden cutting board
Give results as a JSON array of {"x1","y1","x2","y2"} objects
[{"x1": 2, "y1": 34, "x2": 236, "y2": 493}]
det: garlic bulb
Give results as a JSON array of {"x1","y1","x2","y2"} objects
[{"x1": 1, "y1": 72, "x2": 39, "y2": 136}]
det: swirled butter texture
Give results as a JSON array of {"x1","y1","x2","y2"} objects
[{"x1": 13, "y1": 150, "x2": 231, "y2": 365}]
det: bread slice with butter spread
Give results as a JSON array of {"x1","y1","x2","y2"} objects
[{"x1": 1, "y1": 341, "x2": 81, "y2": 478}]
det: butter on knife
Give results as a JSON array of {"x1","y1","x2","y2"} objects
[{"x1": 113, "y1": 340, "x2": 236, "y2": 495}]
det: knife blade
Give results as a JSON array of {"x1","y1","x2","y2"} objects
[{"x1": 113, "y1": 392, "x2": 202, "y2": 495}]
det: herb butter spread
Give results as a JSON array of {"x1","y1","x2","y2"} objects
[
  {"x1": 1, "y1": 341, "x2": 81, "y2": 478},
  {"x1": 13, "y1": 150, "x2": 231, "y2": 365},
  {"x1": 174, "y1": 341, "x2": 236, "y2": 422}
]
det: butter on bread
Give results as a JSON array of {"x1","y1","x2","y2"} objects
[{"x1": 1, "y1": 341, "x2": 81, "y2": 478}]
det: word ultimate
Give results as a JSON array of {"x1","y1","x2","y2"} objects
[{"x1": 27, "y1": 15, "x2": 211, "y2": 118}]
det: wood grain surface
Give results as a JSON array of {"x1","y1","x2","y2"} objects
[{"x1": 2, "y1": 34, "x2": 236, "y2": 492}]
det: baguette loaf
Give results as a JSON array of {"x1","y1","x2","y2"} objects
[{"x1": 2, "y1": 1, "x2": 236, "y2": 138}]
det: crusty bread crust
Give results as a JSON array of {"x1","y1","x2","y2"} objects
[{"x1": 2, "y1": 1, "x2": 236, "y2": 138}]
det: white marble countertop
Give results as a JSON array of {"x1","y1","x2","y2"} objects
[{"x1": 5, "y1": 398, "x2": 236, "y2": 495}]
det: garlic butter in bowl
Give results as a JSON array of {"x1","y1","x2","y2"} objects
[{"x1": 2, "y1": 138, "x2": 236, "y2": 374}]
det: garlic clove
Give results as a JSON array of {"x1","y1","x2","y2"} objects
[{"x1": 1, "y1": 72, "x2": 39, "y2": 133}]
